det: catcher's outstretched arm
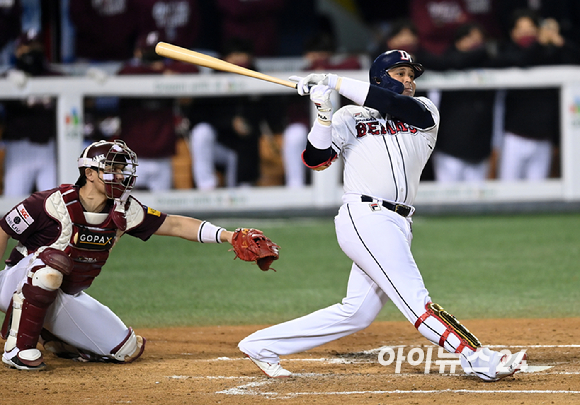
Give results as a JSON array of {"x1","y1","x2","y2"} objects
[{"x1": 154, "y1": 215, "x2": 234, "y2": 244}]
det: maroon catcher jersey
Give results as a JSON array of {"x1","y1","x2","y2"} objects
[{"x1": 1, "y1": 185, "x2": 167, "y2": 266}]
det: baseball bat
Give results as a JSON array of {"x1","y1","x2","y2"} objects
[{"x1": 155, "y1": 42, "x2": 297, "y2": 89}]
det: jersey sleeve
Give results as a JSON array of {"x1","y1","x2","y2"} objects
[
  {"x1": 414, "y1": 96, "x2": 440, "y2": 148},
  {"x1": 415, "y1": 96, "x2": 440, "y2": 129},
  {"x1": 0, "y1": 190, "x2": 58, "y2": 242},
  {"x1": 124, "y1": 197, "x2": 167, "y2": 241}
]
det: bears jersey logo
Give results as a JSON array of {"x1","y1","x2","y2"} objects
[{"x1": 355, "y1": 119, "x2": 417, "y2": 138}]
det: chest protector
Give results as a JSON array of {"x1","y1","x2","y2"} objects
[{"x1": 59, "y1": 185, "x2": 119, "y2": 294}]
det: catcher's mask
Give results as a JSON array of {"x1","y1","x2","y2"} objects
[
  {"x1": 369, "y1": 49, "x2": 424, "y2": 92},
  {"x1": 77, "y1": 140, "x2": 138, "y2": 199}
]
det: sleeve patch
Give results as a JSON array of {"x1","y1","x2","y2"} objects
[
  {"x1": 147, "y1": 207, "x2": 161, "y2": 217},
  {"x1": 5, "y1": 204, "x2": 35, "y2": 234}
]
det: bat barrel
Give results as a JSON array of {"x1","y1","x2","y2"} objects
[{"x1": 155, "y1": 42, "x2": 297, "y2": 89}]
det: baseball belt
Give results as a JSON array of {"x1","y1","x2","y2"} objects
[{"x1": 361, "y1": 195, "x2": 412, "y2": 217}]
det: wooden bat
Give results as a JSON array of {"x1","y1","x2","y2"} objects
[{"x1": 155, "y1": 42, "x2": 297, "y2": 89}]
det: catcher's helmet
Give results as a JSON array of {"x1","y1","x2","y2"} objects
[
  {"x1": 78, "y1": 140, "x2": 138, "y2": 199},
  {"x1": 369, "y1": 50, "x2": 424, "y2": 91}
]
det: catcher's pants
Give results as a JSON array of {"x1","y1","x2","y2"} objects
[
  {"x1": 239, "y1": 198, "x2": 435, "y2": 363},
  {"x1": 0, "y1": 255, "x2": 131, "y2": 356}
]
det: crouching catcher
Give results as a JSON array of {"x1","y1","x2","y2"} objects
[{"x1": 0, "y1": 139, "x2": 279, "y2": 370}]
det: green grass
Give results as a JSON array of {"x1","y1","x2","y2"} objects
[{"x1": 3, "y1": 214, "x2": 579, "y2": 327}]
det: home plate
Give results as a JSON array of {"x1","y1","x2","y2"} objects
[{"x1": 523, "y1": 366, "x2": 553, "y2": 373}]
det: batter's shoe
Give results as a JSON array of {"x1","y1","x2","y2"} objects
[
  {"x1": 2, "y1": 348, "x2": 46, "y2": 371},
  {"x1": 492, "y1": 350, "x2": 528, "y2": 381},
  {"x1": 461, "y1": 347, "x2": 528, "y2": 382},
  {"x1": 243, "y1": 353, "x2": 292, "y2": 378}
]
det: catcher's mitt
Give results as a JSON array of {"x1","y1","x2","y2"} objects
[{"x1": 231, "y1": 228, "x2": 280, "y2": 271}]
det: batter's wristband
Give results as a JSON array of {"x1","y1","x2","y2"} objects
[
  {"x1": 198, "y1": 221, "x2": 225, "y2": 243},
  {"x1": 308, "y1": 120, "x2": 333, "y2": 149}
]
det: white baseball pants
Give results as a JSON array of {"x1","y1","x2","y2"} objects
[
  {"x1": 0, "y1": 255, "x2": 130, "y2": 356},
  {"x1": 239, "y1": 199, "x2": 435, "y2": 363},
  {"x1": 498, "y1": 132, "x2": 552, "y2": 180},
  {"x1": 135, "y1": 158, "x2": 173, "y2": 191},
  {"x1": 3, "y1": 140, "x2": 57, "y2": 197},
  {"x1": 433, "y1": 151, "x2": 490, "y2": 182},
  {"x1": 190, "y1": 122, "x2": 237, "y2": 190},
  {"x1": 282, "y1": 123, "x2": 308, "y2": 188}
]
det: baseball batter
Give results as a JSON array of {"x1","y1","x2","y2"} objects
[
  {"x1": 0, "y1": 139, "x2": 278, "y2": 370},
  {"x1": 239, "y1": 50, "x2": 527, "y2": 381}
]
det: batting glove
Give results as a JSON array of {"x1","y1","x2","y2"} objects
[
  {"x1": 289, "y1": 73, "x2": 339, "y2": 96},
  {"x1": 310, "y1": 84, "x2": 334, "y2": 125}
]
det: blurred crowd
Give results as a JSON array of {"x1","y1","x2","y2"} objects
[{"x1": 1, "y1": 0, "x2": 580, "y2": 196}]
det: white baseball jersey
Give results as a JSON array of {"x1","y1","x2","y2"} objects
[
  {"x1": 239, "y1": 76, "x2": 524, "y2": 382},
  {"x1": 331, "y1": 97, "x2": 439, "y2": 205}
]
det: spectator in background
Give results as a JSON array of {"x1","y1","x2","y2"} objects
[
  {"x1": 135, "y1": 0, "x2": 200, "y2": 51},
  {"x1": 494, "y1": 8, "x2": 580, "y2": 181},
  {"x1": 0, "y1": 0, "x2": 21, "y2": 68},
  {"x1": 1, "y1": 29, "x2": 61, "y2": 197},
  {"x1": 410, "y1": 0, "x2": 470, "y2": 56},
  {"x1": 355, "y1": 0, "x2": 411, "y2": 55},
  {"x1": 189, "y1": 39, "x2": 279, "y2": 189},
  {"x1": 409, "y1": 0, "x2": 500, "y2": 57},
  {"x1": 496, "y1": 0, "x2": 580, "y2": 49},
  {"x1": 282, "y1": 31, "x2": 362, "y2": 188},
  {"x1": 216, "y1": 0, "x2": 286, "y2": 57},
  {"x1": 373, "y1": 18, "x2": 441, "y2": 70},
  {"x1": 69, "y1": 0, "x2": 138, "y2": 62},
  {"x1": 116, "y1": 31, "x2": 199, "y2": 192},
  {"x1": 376, "y1": 18, "x2": 420, "y2": 56},
  {"x1": 431, "y1": 23, "x2": 498, "y2": 182}
]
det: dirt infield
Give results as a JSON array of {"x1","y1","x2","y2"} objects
[{"x1": 1, "y1": 318, "x2": 579, "y2": 404}]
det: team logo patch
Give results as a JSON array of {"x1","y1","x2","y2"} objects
[
  {"x1": 147, "y1": 207, "x2": 161, "y2": 217},
  {"x1": 75, "y1": 227, "x2": 116, "y2": 250},
  {"x1": 369, "y1": 202, "x2": 381, "y2": 212},
  {"x1": 5, "y1": 204, "x2": 35, "y2": 234}
]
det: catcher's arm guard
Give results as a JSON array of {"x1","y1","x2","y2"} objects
[{"x1": 230, "y1": 228, "x2": 280, "y2": 271}]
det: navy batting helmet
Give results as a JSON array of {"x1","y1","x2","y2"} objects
[{"x1": 369, "y1": 50, "x2": 424, "y2": 91}]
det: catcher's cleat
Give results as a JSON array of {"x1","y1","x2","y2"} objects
[
  {"x1": 243, "y1": 353, "x2": 291, "y2": 378},
  {"x1": 2, "y1": 348, "x2": 46, "y2": 371}
]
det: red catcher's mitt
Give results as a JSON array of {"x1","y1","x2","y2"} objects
[{"x1": 231, "y1": 228, "x2": 280, "y2": 271}]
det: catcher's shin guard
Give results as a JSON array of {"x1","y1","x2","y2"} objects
[
  {"x1": 3, "y1": 249, "x2": 71, "y2": 369},
  {"x1": 414, "y1": 302, "x2": 481, "y2": 353}
]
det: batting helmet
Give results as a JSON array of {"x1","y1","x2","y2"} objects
[
  {"x1": 78, "y1": 140, "x2": 138, "y2": 199},
  {"x1": 369, "y1": 50, "x2": 424, "y2": 92}
]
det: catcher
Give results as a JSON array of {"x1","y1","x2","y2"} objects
[{"x1": 0, "y1": 139, "x2": 279, "y2": 370}]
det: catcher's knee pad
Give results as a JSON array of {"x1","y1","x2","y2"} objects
[
  {"x1": 30, "y1": 266, "x2": 64, "y2": 291},
  {"x1": 26, "y1": 247, "x2": 73, "y2": 292},
  {"x1": 110, "y1": 327, "x2": 146, "y2": 363},
  {"x1": 414, "y1": 302, "x2": 481, "y2": 354}
]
